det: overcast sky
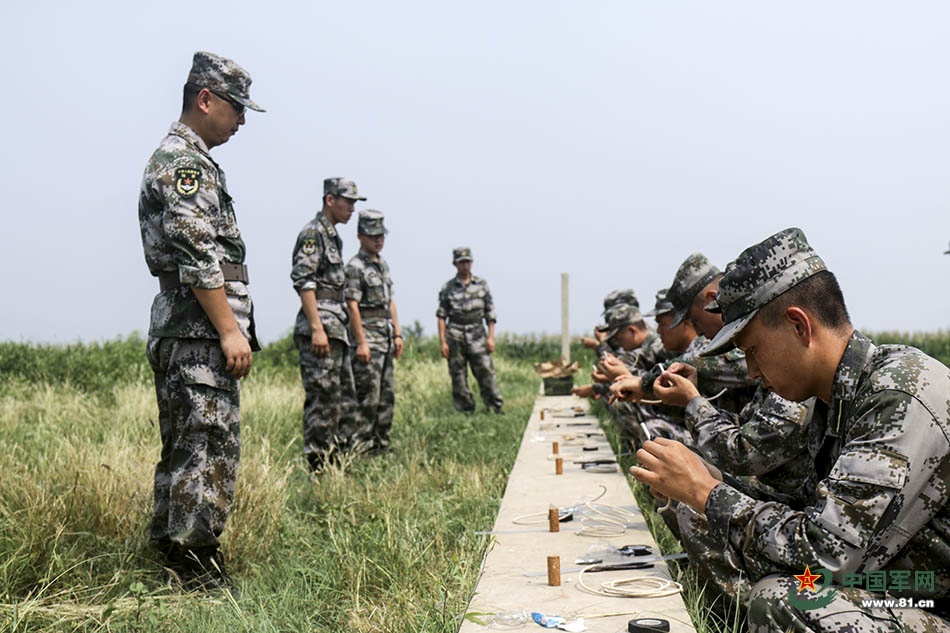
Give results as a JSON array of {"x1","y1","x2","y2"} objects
[{"x1": 2, "y1": 1, "x2": 948, "y2": 346}]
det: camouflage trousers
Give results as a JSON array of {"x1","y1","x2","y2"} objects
[
  {"x1": 295, "y1": 334, "x2": 358, "y2": 457},
  {"x1": 447, "y1": 336, "x2": 503, "y2": 413},
  {"x1": 658, "y1": 500, "x2": 751, "y2": 607},
  {"x1": 351, "y1": 340, "x2": 395, "y2": 449},
  {"x1": 146, "y1": 337, "x2": 240, "y2": 549},
  {"x1": 661, "y1": 502, "x2": 950, "y2": 631},
  {"x1": 748, "y1": 574, "x2": 950, "y2": 632}
]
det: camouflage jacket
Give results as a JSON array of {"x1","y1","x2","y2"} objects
[
  {"x1": 593, "y1": 333, "x2": 670, "y2": 398},
  {"x1": 642, "y1": 339, "x2": 757, "y2": 414},
  {"x1": 290, "y1": 211, "x2": 348, "y2": 343},
  {"x1": 345, "y1": 249, "x2": 394, "y2": 349},
  {"x1": 139, "y1": 121, "x2": 257, "y2": 348},
  {"x1": 436, "y1": 275, "x2": 496, "y2": 341},
  {"x1": 686, "y1": 387, "x2": 821, "y2": 501},
  {"x1": 705, "y1": 331, "x2": 950, "y2": 600}
]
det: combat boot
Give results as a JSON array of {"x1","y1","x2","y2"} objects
[{"x1": 168, "y1": 545, "x2": 239, "y2": 598}]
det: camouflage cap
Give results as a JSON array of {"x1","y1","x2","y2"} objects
[
  {"x1": 644, "y1": 288, "x2": 674, "y2": 317},
  {"x1": 357, "y1": 209, "x2": 387, "y2": 236},
  {"x1": 602, "y1": 288, "x2": 639, "y2": 313},
  {"x1": 187, "y1": 51, "x2": 264, "y2": 112},
  {"x1": 701, "y1": 227, "x2": 827, "y2": 357},
  {"x1": 604, "y1": 304, "x2": 644, "y2": 340},
  {"x1": 667, "y1": 253, "x2": 720, "y2": 329},
  {"x1": 324, "y1": 178, "x2": 367, "y2": 201},
  {"x1": 453, "y1": 247, "x2": 473, "y2": 263}
]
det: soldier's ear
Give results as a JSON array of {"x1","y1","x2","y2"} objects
[
  {"x1": 785, "y1": 307, "x2": 813, "y2": 347},
  {"x1": 196, "y1": 88, "x2": 215, "y2": 115}
]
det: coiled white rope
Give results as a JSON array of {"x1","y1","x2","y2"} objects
[
  {"x1": 575, "y1": 501, "x2": 641, "y2": 537},
  {"x1": 577, "y1": 564, "x2": 683, "y2": 598}
]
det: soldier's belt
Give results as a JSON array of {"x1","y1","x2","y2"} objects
[
  {"x1": 359, "y1": 306, "x2": 391, "y2": 319},
  {"x1": 315, "y1": 288, "x2": 345, "y2": 302},
  {"x1": 158, "y1": 263, "x2": 249, "y2": 292},
  {"x1": 449, "y1": 311, "x2": 484, "y2": 326}
]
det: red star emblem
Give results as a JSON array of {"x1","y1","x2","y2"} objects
[{"x1": 794, "y1": 565, "x2": 821, "y2": 592}]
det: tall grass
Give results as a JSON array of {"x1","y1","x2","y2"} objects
[{"x1": 0, "y1": 332, "x2": 594, "y2": 632}]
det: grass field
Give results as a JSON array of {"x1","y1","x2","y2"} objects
[{"x1": 0, "y1": 328, "x2": 946, "y2": 632}]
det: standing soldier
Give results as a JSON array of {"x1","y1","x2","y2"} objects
[
  {"x1": 437, "y1": 247, "x2": 504, "y2": 414},
  {"x1": 345, "y1": 210, "x2": 403, "y2": 453},
  {"x1": 291, "y1": 178, "x2": 363, "y2": 471},
  {"x1": 139, "y1": 51, "x2": 264, "y2": 593}
]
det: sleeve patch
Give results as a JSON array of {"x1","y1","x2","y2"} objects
[{"x1": 175, "y1": 167, "x2": 201, "y2": 198}]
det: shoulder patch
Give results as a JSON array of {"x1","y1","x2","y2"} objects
[
  {"x1": 302, "y1": 238, "x2": 317, "y2": 255},
  {"x1": 175, "y1": 167, "x2": 201, "y2": 198}
]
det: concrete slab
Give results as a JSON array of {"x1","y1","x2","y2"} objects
[{"x1": 459, "y1": 394, "x2": 696, "y2": 633}]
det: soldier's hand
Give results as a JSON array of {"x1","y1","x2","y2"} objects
[
  {"x1": 665, "y1": 362, "x2": 698, "y2": 386},
  {"x1": 486, "y1": 336, "x2": 495, "y2": 353},
  {"x1": 572, "y1": 384, "x2": 596, "y2": 399},
  {"x1": 356, "y1": 341, "x2": 372, "y2": 364},
  {"x1": 440, "y1": 341, "x2": 450, "y2": 359},
  {"x1": 601, "y1": 353, "x2": 632, "y2": 381},
  {"x1": 311, "y1": 330, "x2": 330, "y2": 357},
  {"x1": 220, "y1": 330, "x2": 253, "y2": 379},
  {"x1": 609, "y1": 376, "x2": 643, "y2": 403},
  {"x1": 629, "y1": 438, "x2": 720, "y2": 514},
  {"x1": 394, "y1": 336, "x2": 404, "y2": 359},
  {"x1": 653, "y1": 370, "x2": 701, "y2": 407},
  {"x1": 580, "y1": 336, "x2": 599, "y2": 350}
]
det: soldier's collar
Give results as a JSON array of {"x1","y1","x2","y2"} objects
[
  {"x1": 358, "y1": 248, "x2": 380, "y2": 263},
  {"x1": 830, "y1": 330, "x2": 874, "y2": 410},
  {"x1": 169, "y1": 121, "x2": 212, "y2": 158},
  {"x1": 316, "y1": 211, "x2": 340, "y2": 238}
]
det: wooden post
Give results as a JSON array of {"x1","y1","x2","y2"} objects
[
  {"x1": 547, "y1": 555, "x2": 561, "y2": 586},
  {"x1": 548, "y1": 506, "x2": 560, "y2": 532},
  {"x1": 561, "y1": 273, "x2": 570, "y2": 363},
  {"x1": 555, "y1": 457, "x2": 563, "y2": 475},
  {"x1": 551, "y1": 441, "x2": 559, "y2": 454}
]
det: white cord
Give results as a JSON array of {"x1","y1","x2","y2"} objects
[
  {"x1": 577, "y1": 565, "x2": 683, "y2": 598},
  {"x1": 574, "y1": 501, "x2": 641, "y2": 537}
]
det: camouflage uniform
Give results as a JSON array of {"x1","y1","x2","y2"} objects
[
  {"x1": 345, "y1": 210, "x2": 397, "y2": 450},
  {"x1": 437, "y1": 248, "x2": 503, "y2": 413},
  {"x1": 640, "y1": 253, "x2": 758, "y2": 413},
  {"x1": 291, "y1": 179, "x2": 364, "y2": 461},
  {"x1": 686, "y1": 388, "x2": 821, "y2": 501},
  {"x1": 597, "y1": 303, "x2": 691, "y2": 447},
  {"x1": 625, "y1": 333, "x2": 706, "y2": 447},
  {"x1": 694, "y1": 229, "x2": 950, "y2": 630},
  {"x1": 139, "y1": 51, "x2": 263, "y2": 557},
  {"x1": 593, "y1": 289, "x2": 639, "y2": 358}
]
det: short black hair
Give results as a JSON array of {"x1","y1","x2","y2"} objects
[
  {"x1": 182, "y1": 82, "x2": 201, "y2": 112},
  {"x1": 758, "y1": 270, "x2": 851, "y2": 329}
]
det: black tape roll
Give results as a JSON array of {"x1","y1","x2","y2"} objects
[{"x1": 628, "y1": 617, "x2": 670, "y2": 633}]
